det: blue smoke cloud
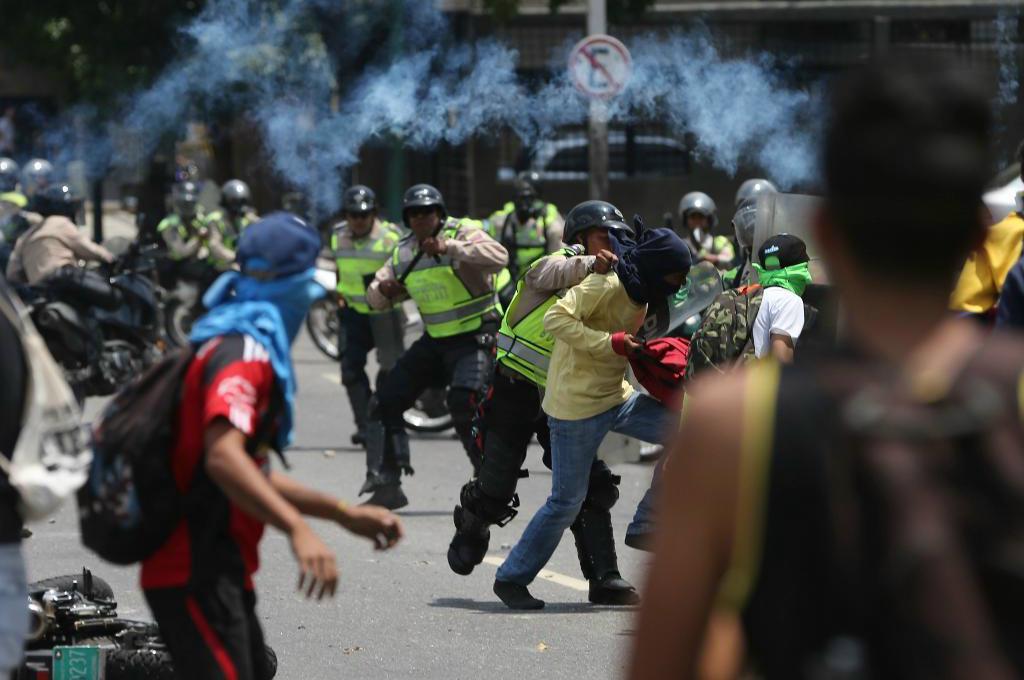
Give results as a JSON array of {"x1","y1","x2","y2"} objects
[
  {"x1": 41, "y1": 0, "x2": 825, "y2": 212},
  {"x1": 995, "y1": 10, "x2": 1021, "y2": 110}
]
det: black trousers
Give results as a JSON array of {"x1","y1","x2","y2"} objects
[
  {"x1": 338, "y1": 307, "x2": 375, "y2": 391},
  {"x1": 145, "y1": 578, "x2": 272, "y2": 680},
  {"x1": 377, "y1": 327, "x2": 494, "y2": 463},
  {"x1": 475, "y1": 368, "x2": 550, "y2": 502}
]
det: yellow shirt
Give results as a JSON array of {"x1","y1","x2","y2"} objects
[
  {"x1": 950, "y1": 211, "x2": 1024, "y2": 313},
  {"x1": 541, "y1": 272, "x2": 647, "y2": 420}
]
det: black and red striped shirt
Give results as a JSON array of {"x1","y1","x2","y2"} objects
[{"x1": 141, "y1": 334, "x2": 279, "y2": 590}]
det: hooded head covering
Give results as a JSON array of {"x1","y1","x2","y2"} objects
[
  {"x1": 753, "y1": 233, "x2": 813, "y2": 297},
  {"x1": 608, "y1": 216, "x2": 693, "y2": 305},
  {"x1": 190, "y1": 212, "x2": 325, "y2": 450}
]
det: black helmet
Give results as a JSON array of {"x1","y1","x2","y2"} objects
[
  {"x1": 0, "y1": 157, "x2": 18, "y2": 192},
  {"x1": 563, "y1": 200, "x2": 634, "y2": 246},
  {"x1": 22, "y1": 158, "x2": 53, "y2": 196},
  {"x1": 402, "y1": 184, "x2": 446, "y2": 225},
  {"x1": 221, "y1": 179, "x2": 251, "y2": 214},
  {"x1": 734, "y1": 178, "x2": 777, "y2": 208},
  {"x1": 514, "y1": 170, "x2": 542, "y2": 198},
  {"x1": 172, "y1": 181, "x2": 200, "y2": 219},
  {"x1": 343, "y1": 185, "x2": 377, "y2": 214},
  {"x1": 31, "y1": 183, "x2": 81, "y2": 220}
]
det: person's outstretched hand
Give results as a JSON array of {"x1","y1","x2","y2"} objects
[
  {"x1": 339, "y1": 504, "x2": 404, "y2": 550},
  {"x1": 290, "y1": 523, "x2": 338, "y2": 600}
]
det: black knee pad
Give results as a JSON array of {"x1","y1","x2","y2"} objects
[
  {"x1": 460, "y1": 479, "x2": 519, "y2": 526},
  {"x1": 584, "y1": 463, "x2": 621, "y2": 511}
]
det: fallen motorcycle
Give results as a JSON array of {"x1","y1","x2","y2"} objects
[{"x1": 18, "y1": 568, "x2": 277, "y2": 680}]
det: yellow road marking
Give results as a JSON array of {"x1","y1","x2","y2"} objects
[{"x1": 482, "y1": 555, "x2": 589, "y2": 592}]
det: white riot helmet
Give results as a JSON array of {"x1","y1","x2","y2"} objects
[
  {"x1": 677, "y1": 191, "x2": 718, "y2": 233},
  {"x1": 734, "y1": 178, "x2": 777, "y2": 209}
]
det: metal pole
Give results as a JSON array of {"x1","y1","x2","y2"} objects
[
  {"x1": 587, "y1": 0, "x2": 609, "y2": 200},
  {"x1": 91, "y1": 178, "x2": 104, "y2": 244}
]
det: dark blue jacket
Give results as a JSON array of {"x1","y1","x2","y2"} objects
[{"x1": 996, "y1": 256, "x2": 1024, "y2": 330}]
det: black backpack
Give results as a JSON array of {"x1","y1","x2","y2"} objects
[
  {"x1": 824, "y1": 336, "x2": 1024, "y2": 678},
  {"x1": 78, "y1": 350, "x2": 195, "y2": 564}
]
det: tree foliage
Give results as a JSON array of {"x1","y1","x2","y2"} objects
[{"x1": 0, "y1": 1, "x2": 205, "y2": 105}]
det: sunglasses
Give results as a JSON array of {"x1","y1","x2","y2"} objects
[{"x1": 346, "y1": 211, "x2": 372, "y2": 220}]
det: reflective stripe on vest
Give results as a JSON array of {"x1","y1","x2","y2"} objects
[
  {"x1": 494, "y1": 247, "x2": 576, "y2": 386},
  {"x1": 394, "y1": 219, "x2": 498, "y2": 338},
  {"x1": 496, "y1": 333, "x2": 550, "y2": 372},
  {"x1": 332, "y1": 222, "x2": 401, "y2": 314}
]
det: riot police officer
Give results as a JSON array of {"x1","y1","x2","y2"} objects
[
  {"x1": 487, "y1": 170, "x2": 563, "y2": 307},
  {"x1": 447, "y1": 201, "x2": 640, "y2": 605},
  {"x1": 361, "y1": 184, "x2": 508, "y2": 509},
  {"x1": 677, "y1": 191, "x2": 734, "y2": 270},
  {"x1": 21, "y1": 159, "x2": 53, "y2": 200},
  {"x1": 330, "y1": 185, "x2": 405, "y2": 446},
  {"x1": 205, "y1": 179, "x2": 258, "y2": 258},
  {"x1": 0, "y1": 158, "x2": 25, "y2": 209},
  {"x1": 157, "y1": 181, "x2": 231, "y2": 288}
]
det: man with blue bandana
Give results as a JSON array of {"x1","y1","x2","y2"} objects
[{"x1": 142, "y1": 212, "x2": 403, "y2": 680}]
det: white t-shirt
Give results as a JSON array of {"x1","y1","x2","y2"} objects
[{"x1": 752, "y1": 286, "x2": 805, "y2": 358}]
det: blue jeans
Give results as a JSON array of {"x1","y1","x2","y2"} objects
[
  {"x1": 496, "y1": 392, "x2": 676, "y2": 586},
  {"x1": 0, "y1": 544, "x2": 26, "y2": 673}
]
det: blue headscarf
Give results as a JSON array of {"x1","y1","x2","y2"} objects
[
  {"x1": 608, "y1": 218, "x2": 693, "y2": 305},
  {"x1": 189, "y1": 212, "x2": 325, "y2": 450}
]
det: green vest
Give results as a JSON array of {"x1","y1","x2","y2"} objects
[
  {"x1": 332, "y1": 221, "x2": 402, "y2": 314},
  {"x1": 487, "y1": 201, "x2": 559, "y2": 272},
  {"x1": 393, "y1": 218, "x2": 499, "y2": 339},
  {"x1": 495, "y1": 247, "x2": 577, "y2": 387},
  {"x1": 205, "y1": 210, "x2": 257, "y2": 251},
  {"x1": 157, "y1": 212, "x2": 207, "y2": 261},
  {"x1": 0, "y1": 191, "x2": 27, "y2": 209}
]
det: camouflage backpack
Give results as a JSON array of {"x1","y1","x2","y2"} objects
[{"x1": 684, "y1": 284, "x2": 762, "y2": 380}]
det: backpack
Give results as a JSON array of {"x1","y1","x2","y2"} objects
[
  {"x1": 78, "y1": 349, "x2": 194, "y2": 564},
  {"x1": 684, "y1": 284, "x2": 763, "y2": 380},
  {"x1": 824, "y1": 336, "x2": 1024, "y2": 677}
]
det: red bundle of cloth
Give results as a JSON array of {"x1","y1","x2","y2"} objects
[{"x1": 611, "y1": 332, "x2": 691, "y2": 408}]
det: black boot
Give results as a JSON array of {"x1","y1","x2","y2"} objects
[
  {"x1": 360, "y1": 415, "x2": 408, "y2": 509},
  {"x1": 571, "y1": 505, "x2": 640, "y2": 606},
  {"x1": 494, "y1": 580, "x2": 544, "y2": 610},
  {"x1": 447, "y1": 505, "x2": 490, "y2": 576},
  {"x1": 447, "y1": 481, "x2": 519, "y2": 576},
  {"x1": 361, "y1": 484, "x2": 408, "y2": 510}
]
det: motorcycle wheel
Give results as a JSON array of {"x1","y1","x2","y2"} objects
[
  {"x1": 402, "y1": 388, "x2": 453, "y2": 433},
  {"x1": 305, "y1": 298, "x2": 339, "y2": 360},
  {"x1": 164, "y1": 299, "x2": 197, "y2": 348},
  {"x1": 28, "y1": 574, "x2": 114, "y2": 601}
]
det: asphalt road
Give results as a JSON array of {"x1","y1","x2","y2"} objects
[{"x1": 25, "y1": 332, "x2": 658, "y2": 680}]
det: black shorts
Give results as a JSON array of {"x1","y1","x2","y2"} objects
[{"x1": 145, "y1": 577, "x2": 272, "y2": 680}]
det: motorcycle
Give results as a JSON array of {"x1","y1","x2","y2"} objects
[
  {"x1": 22, "y1": 242, "x2": 166, "y2": 400},
  {"x1": 19, "y1": 568, "x2": 277, "y2": 680}
]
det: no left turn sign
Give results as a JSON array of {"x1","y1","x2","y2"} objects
[{"x1": 568, "y1": 34, "x2": 632, "y2": 100}]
